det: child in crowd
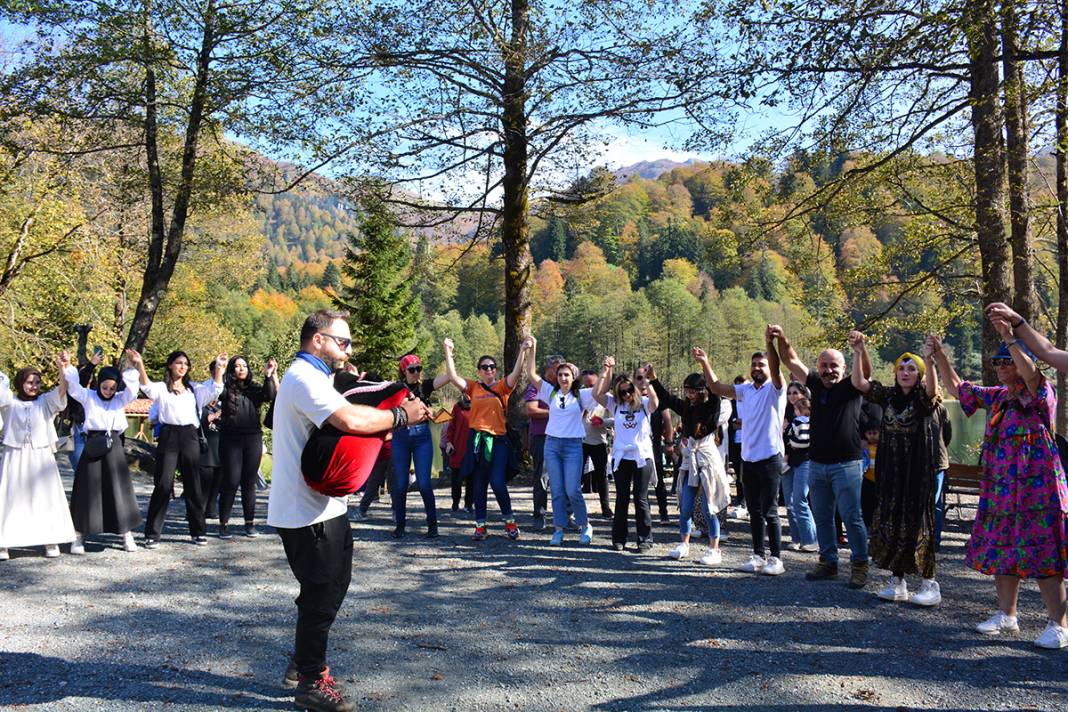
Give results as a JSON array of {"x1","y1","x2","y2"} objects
[{"x1": 861, "y1": 418, "x2": 880, "y2": 529}]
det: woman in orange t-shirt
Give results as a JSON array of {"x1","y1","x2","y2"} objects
[{"x1": 443, "y1": 337, "x2": 531, "y2": 541}]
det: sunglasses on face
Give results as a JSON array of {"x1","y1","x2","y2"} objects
[
  {"x1": 479, "y1": 363, "x2": 497, "y2": 371},
  {"x1": 992, "y1": 357, "x2": 1013, "y2": 367},
  {"x1": 619, "y1": 387, "x2": 635, "y2": 396},
  {"x1": 406, "y1": 365, "x2": 422, "y2": 373},
  {"x1": 319, "y1": 332, "x2": 352, "y2": 349},
  {"x1": 634, "y1": 376, "x2": 646, "y2": 382}
]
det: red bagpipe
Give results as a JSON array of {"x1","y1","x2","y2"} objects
[{"x1": 301, "y1": 373, "x2": 409, "y2": 497}]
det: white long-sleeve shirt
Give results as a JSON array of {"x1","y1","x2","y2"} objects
[
  {"x1": 140, "y1": 378, "x2": 223, "y2": 427},
  {"x1": 64, "y1": 365, "x2": 140, "y2": 432},
  {"x1": 0, "y1": 373, "x2": 66, "y2": 448}
]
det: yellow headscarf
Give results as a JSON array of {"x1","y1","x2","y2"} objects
[{"x1": 894, "y1": 352, "x2": 925, "y2": 380}]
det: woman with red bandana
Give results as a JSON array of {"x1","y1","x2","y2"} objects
[{"x1": 391, "y1": 353, "x2": 453, "y2": 539}]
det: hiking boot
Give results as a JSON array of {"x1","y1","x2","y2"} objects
[
  {"x1": 294, "y1": 668, "x2": 353, "y2": 712},
  {"x1": 805, "y1": 560, "x2": 838, "y2": 581},
  {"x1": 848, "y1": 561, "x2": 870, "y2": 589}
]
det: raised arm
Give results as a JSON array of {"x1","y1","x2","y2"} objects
[
  {"x1": 0, "y1": 370, "x2": 12, "y2": 410},
  {"x1": 693, "y1": 346, "x2": 736, "y2": 399},
  {"x1": 520, "y1": 335, "x2": 541, "y2": 391},
  {"x1": 646, "y1": 363, "x2": 686, "y2": 414},
  {"x1": 987, "y1": 302, "x2": 1068, "y2": 373},
  {"x1": 922, "y1": 339, "x2": 938, "y2": 399},
  {"x1": 62, "y1": 363, "x2": 91, "y2": 404},
  {"x1": 125, "y1": 348, "x2": 151, "y2": 388},
  {"x1": 772, "y1": 325, "x2": 809, "y2": 382},
  {"x1": 848, "y1": 331, "x2": 872, "y2": 394},
  {"x1": 441, "y1": 338, "x2": 467, "y2": 391},
  {"x1": 765, "y1": 325, "x2": 784, "y2": 389},
  {"x1": 592, "y1": 355, "x2": 614, "y2": 408},
  {"x1": 55, "y1": 351, "x2": 70, "y2": 403},
  {"x1": 928, "y1": 335, "x2": 962, "y2": 399},
  {"x1": 993, "y1": 315, "x2": 1040, "y2": 394}
]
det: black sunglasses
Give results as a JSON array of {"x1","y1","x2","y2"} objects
[
  {"x1": 619, "y1": 387, "x2": 635, "y2": 396},
  {"x1": 479, "y1": 363, "x2": 498, "y2": 371},
  {"x1": 992, "y1": 357, "x2": 1013, "y2": 367},
  {"x1": 319, "y1": 332, "x2": 352, "y2": 349},
  {"x1": 406, "y1": 365, "x2": 422, "y2": 373}
]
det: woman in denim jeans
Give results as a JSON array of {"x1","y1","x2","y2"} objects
[
  {"x1": 390, "y1": 354, "x2": 454, "y2": 539},
  {"x1": 525, "y1": 337, "x2": 597, "y2": 545},
  {"x1": 783, "y1": 396, "x2": 818, "y2": 551}
]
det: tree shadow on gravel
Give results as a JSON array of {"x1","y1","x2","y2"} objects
[{"x1": 0, "y1": 651, "x2": 292, "y2": 708}]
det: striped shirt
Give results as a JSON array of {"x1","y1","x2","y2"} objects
[{"x1": 786, "y1": 415, "x2": 810, "y2": 467}]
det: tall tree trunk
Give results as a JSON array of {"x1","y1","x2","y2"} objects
[
  {"x1": 968, "y1": 0, "x2": 1013, "y2": 385},
  {"x1": 500, "y1": 0, "x2": 531, "y2": 414},
  {"x1": 1001, "y1": 2, "x2": 1038, "y2": 322},
  {"x1": 1056, "y1": 0, "x2": 1068, "y2": 433},
  {"x1": 124, "y1": 0, "x2": 215, "y2": 352}
]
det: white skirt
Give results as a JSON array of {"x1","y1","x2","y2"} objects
[{"x1": 0, "y1": 445, "x2": 76, "y2": 548}]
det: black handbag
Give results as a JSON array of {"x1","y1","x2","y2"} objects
[{"x1": 83, "y1": 432, "x2": 114, "y2": 460}]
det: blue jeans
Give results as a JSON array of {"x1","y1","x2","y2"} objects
[
  {"x1": 468, "y1": 431, "x2": 513, "y2": 523},
  {"x1": 68, "y1": 424, "x2": 86, "y2": 472},
  {"x1": 678, "y1": 482, "x2": 717, "y2": 540},
  {"x1": 545, "y1": 435, "x2": 588, "y2": 528},
  {"x1": 390, "y1": 422, "x2": 437, "y2": 528},
  {"x1": 933, "y1": 470, "x2": 945, "y2": 548},
  {"x1": 809, "y1": 459, "x2": 868, "y2": 565},
  {"x1": 781, "y1": 461, "x2": 817, "y2": 547}
]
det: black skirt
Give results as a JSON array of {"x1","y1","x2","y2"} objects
[{"x1": 69, "y1": 431, "x2": 143, "y2": 535}]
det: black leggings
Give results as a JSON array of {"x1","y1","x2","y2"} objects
[
  {"x1": 145, "y1": 424, "x2": 204, "y2": 539},
  {"x1": 582, "y1": 442, "x2": 611, "y2": 513},
  {"x1": 219, "y1": 431, "x2": 263, "y2": 525}
]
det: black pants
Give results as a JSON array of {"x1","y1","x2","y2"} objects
[
  {"x1": 278, "y1": 513, "x2": 353, "y2": 678},
  {"x1": 219, "y1": 432, "x2": 263, "y2": 525},
  {"x1": 358, "y1": 453, "x2": 391, "y2": 513},
  {"x1": 145, "y1": 424, "x2": 205, "y2": 539},
  {"x1": 451, "y1": 466, "x2": 473, "y2": 509},
  {"x1": 530, "y1": 434, "x2": 548, "y2": 516},
  {"x1": 612, "y1": 459, "x2": 653, "y2": 545},
  {"x1": 650, "y1": 436, "x2": 668, "y2": 519},
  {"x1": 861, "y1": 477, "x2": 877, "y2": 529},
  {"x1": 201, "y1": 465, "x2": 223, "y2": 520},
  {"x1": 742, "y1": 454, "x2": 783, "y2": 558},
  {"x1": 581, "y1": 442, "x2": 612, "y2": 514},
  {"x1": 729, "y1": 440, "x2": 744, "y2": 504}
]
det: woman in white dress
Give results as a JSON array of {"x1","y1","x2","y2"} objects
[
  {"x1": 0, "y1": 353, "x2": 76, "y2": 559},
  {"x1": 65, "y1": 349, "x2": 143, "y2": 553}
]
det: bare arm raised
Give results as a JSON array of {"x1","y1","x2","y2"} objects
[
  {"x1": 693, "y1": 346, "x2": 736, "y2": 399},
  {"x1": 772, "y1": 325, "x2": 809, "y2": 382}
]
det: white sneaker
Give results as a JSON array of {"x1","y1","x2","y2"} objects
[
  {"x1": 0, "y1": 547, "x2": 8, "y2": 561},
  {"x1": 123, "y1": 532, "x2": 138, "y2": 552},
  {"x1": 1034, "y1": 620, "x2": 1068, "y2": 649},
  {"x1": 70, "y1": 534, "x2": 85, "y2": 555},
  {"x1": 789, "y1": 542, "x2": 802, "y2": 551},
  {"x1": 800, "y1": 543, "x2": 820, "y2": 552},
  {"x1": 976, "y1": 610, "x2": 1019, "y2": 635},
  {"x1": 737, "y1": 554, "x2": 766, "y2": 573},
  {"x1": 735, "y1": 506, "x2": 749, "y2": 521},
  {"x1": 699, "y1": 548, "x2": 722, "y2": 566},
  {"x1": 669, "y1": 542, "x2": 690, "y2": 559},
  {"x1": 910, "y1": 579, "x2": 941, "y2": 607},
  {"x1": 762, "y1": 556, "x2": 785, "y2": 576},
  {"x1": 578, "y1": 524, "x2": 594, "y2": 545},
  {"x1": 44, "y1": 544, "x2": 60, "y2": 558},
  {"x1": 877, "y1": 576, "x2": 909, "y2": 602}
]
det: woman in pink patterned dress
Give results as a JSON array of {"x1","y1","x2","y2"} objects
[{"x1": 928, "y1": 327, "x2": 1068, "y2": 650}]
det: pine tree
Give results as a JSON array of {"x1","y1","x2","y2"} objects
[
  {"x1": 319, "y1": 262, "x2": 341, "y2": 291},
  {"x1": 334, "y1": 195, "x2": 419, "y2": 375}
]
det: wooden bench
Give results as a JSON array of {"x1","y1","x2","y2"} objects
[{"x1": 944, "y1": 463, "x2": 984, "y2": 520}]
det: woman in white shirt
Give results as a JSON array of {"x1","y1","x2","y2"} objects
[
  {"x1": 64, "y1": 349, "x2": 143, "y2": 553},
  {"x1": 524, "y1": 336, "x2": 597, "y2": 546},
  {"x1": 0, "y1": 355, "x2": 75, "y2": 560},
  {"x1": 591, "y1": 356, "x2": 659, "y2": 552},
  {"x1": 129, "y1": 349, "x2": 226, "y2": 548}
]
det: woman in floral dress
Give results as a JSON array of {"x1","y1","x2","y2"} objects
[{"x1": 929, "y1": 326, "x2": 1068, "y2": 650}]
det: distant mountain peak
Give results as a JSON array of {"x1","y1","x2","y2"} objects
[{"x1": 613, "y1": 158, "x2": 701, "y2": 181}]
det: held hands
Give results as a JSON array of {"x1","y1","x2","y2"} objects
[
  {"x1": 691, "y1": 346, "x2": 708, "y2": 363},
  {"x1": 443, "y1": 337, "x2": 455, "y2": 357},
  {"x1": 401, "y1": 395, "x2": 432, "y2": 424},
  {"x1": 766, "y1": 324, "x2": 784, "y2": 342},
  {"x1": 847, "y1": 330, "x2": 865, "y2": 349},
  {"x1": 522, "y1": 335, "x2": 536, "y2": 351},
  {"x1": 925, "y1": 334, "x2": 944, "y2": 357},
  {"x1": 985, "y1": 302, "x2": 1022, "y2": 326},
  {"x1": 991, "y1": 316, "x2": 1013, "y2": 341},
  {"x1": 643, "y1": 363, "x2": 656, "y2": 381},
  {"x1": 603, "y1": 355, "x2": 616, "y2": 370}
]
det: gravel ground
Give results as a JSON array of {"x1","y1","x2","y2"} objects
[{"x1": 1, "y1": 460, "x2": 1066, "y2": 711}]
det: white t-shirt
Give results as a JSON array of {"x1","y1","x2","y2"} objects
[
  {"x1": 141, "y1": 378, "x2": 222, "y2": 426},
  {"x1": 538, "y1": 382, "x2": 595, "y2": 439},
  {"x1": 267, "y1": 358, "x2": 350, "y2": 529},
  {"x1": 734, "y1": 380, "x2": 787, "y2": 462},
  {"x1": 605, "y1": 394, "x2": 654, "y2": 470}
]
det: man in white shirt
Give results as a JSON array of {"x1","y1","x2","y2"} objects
[
  {"x1": 700, "y1": 325, "x2": 788, "y2": 576},
  {"x1": 269, "y1": 309, "x2": 429, "y2": 712}
]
